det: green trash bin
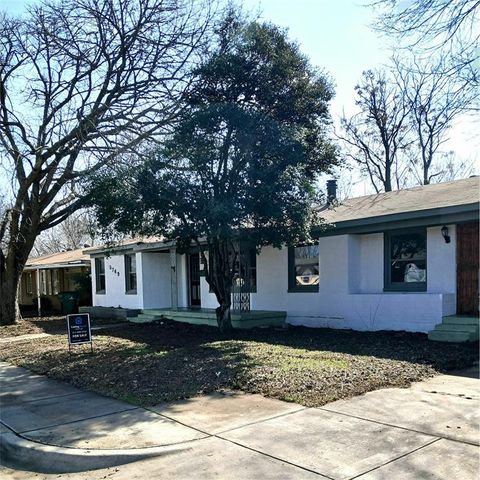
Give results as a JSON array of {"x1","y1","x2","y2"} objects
[{"x1": 58, "y1": 291, "x2": 79, "y2": 315}]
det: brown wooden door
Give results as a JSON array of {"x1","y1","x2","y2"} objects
[{"x1": 456, "y1": 222, "x2": 479, "y2": 315}]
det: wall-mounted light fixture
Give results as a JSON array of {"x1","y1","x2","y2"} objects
[{"x1": 441, "y1": 225, "x2": 451, "y2": 244}]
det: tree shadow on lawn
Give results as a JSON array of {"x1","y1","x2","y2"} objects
[
  {"x1": 99, "y1": 320, "x2": 479, "y2": 373},
  {"x1": 17, "y1": 337, "x2": 255, "y2": 407},
  {"x1": 7, "y1": 320, "x2": 478, "y2": 409}
]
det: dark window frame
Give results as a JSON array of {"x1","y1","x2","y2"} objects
[
  {"x1": 124, "y1": 253, "x2": 137, "y2": 294},
  {"x1": 288, "y1": 244, "x2": 319, "y2": 293},
  {"x1": 95, "y1": 257, "x2": 106, "y2": 294},
  {"x1": 384, "y1": 228, "x2": 427, "y2": 292}
]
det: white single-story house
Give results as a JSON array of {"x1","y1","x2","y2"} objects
[
  {"x1": 19, "y1": 248, "x2": 92, "y2": 314},
  {"x1": 83, "y1": 177, "x2": 479, "y2": 340}
]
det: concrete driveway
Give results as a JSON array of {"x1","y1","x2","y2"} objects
[{"x1": 0, "y1": 361, "x2": 478, "y2": 479}]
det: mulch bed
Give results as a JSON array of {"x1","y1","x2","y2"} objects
[{"x1": 0, "y1": 320, "x2": 477, "y2": 407}]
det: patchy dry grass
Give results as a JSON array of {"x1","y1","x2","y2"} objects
[{"x1": 0, "y1": 320, "x2": 477, "y2": 407}]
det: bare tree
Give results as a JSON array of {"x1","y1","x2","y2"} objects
[
  {"x1": 32, "y1": 210, "x2": 98, "y2": 256},
  {"x1": 370, "y1": 0, "x2": 480, "y2": 85},
  {"x1": 338, "y1": 70, "x2": 412, "y2": 192},
  {"x1": 395, "y1": 54, "x2": 477, "y2": 184},
  {"x1": 0, "y1": 0, "x2": 216, "y2": 324},
  {"x1": 428, "y1": 151, "x2": 477, "y2": 183}
]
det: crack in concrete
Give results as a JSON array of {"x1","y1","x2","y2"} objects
[{"x1": 418, "y1": 389, "x2": 479, "y2": 400}]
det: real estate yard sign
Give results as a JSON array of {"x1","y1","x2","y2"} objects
[{"x1": 66, "y1": 313, "x2": 93, "y2": 354}]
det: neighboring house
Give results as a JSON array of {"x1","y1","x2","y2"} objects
[
  {"x1": 19, "y1": 248, "x2": 92, "y2": 313},
  {"x1": 84, "y1": 177, "x2": 479, "y2": 338}
]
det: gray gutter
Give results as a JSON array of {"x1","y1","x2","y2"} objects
[
  {"x1": 24, "y1": 261, "x2": 90, "y2": 270},
  {"x1": 315, "y1": 202, "x2": 479, "y2": 237}
]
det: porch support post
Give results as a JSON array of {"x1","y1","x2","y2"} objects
[
  {"x1": 36, "y1": 268, "x2": 41, "y2": 317},
  {"x1": 169, "y1": 248, "x2": 178, "y2": 310}
]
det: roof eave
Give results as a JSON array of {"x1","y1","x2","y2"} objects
[
  {"x1": 315, "y1": 202, "x2": 479, "y2": 237},
  {"x1": 24, "y1": 260, "x2": 90, "y2": 270}
]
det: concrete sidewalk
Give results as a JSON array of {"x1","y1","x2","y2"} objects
[{"x1": 0, "y1": 361, "x2": 478, "y2": 479}]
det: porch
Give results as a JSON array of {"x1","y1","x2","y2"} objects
[{"x1": 130, "y1": 308, "x2": 287, "y2": 329}]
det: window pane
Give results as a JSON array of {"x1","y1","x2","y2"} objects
[
  {"x1": 390, "y1": 233, "x2": 426, "y2": 283},
  {"x1": 294, "y1": 245, "x2": 319, "y2": 286},
  {"x1": 95, "y1": 258, "x2": 106, "y2": 292},
  {"x1": 125, "y1": 254, "x2": 137, "y2": 292}
]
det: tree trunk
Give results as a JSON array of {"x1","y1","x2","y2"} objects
[
  {"x1": 216, "y1": 302, "x2": 232, "y2": 333},
  {"x1": 0, "y1": 230, "x2": 35, "y2": 325},
  {"x1": 423, "y1": 168, "x2": 430, "y2": 185},
  {"x1": 384, "y1": 162, "x2": 392, "y2": 192},
  {"x1": 0, "y1": 264, "x2": 21, "y2": 325}
]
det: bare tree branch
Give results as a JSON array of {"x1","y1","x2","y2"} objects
[{"x1": 0, "y1": 0, "x2": 217, "y2": 324}]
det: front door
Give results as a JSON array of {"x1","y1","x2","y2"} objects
[
  {"x1": 189, "y1": 253, "x2": 201, "y2": 307},
  {"x1": 456, "y1": 222, "x2": 479, "y2": 315}
]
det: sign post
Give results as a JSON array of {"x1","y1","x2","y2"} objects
[{"x1": 66, "y1": 313, "x2": 93, "y2": 354}]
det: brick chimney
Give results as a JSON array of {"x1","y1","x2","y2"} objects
[{"x1": 326, "y1": 179, "x2": 337, "y2": 204}]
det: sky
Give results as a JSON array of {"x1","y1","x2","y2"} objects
[
  {"x1": 1, "y1": 0, "x2": 478, "y2": 197},
  {"x1": 242, "y1": 0, "x2": 479, "y2": 194},
  {"x1": 242, "y1": 0, "x2": 390, "y2": 118}
]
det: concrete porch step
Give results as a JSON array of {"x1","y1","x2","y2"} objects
[
  {"x1": 434, "y1": 323, "x2": 479, "y2": 334},
  {"x1": 129, "y1": 313, "x2": 163, "y2": 324},
  {"x1": 428, "y1": 330, "x2": 476, "y2": 343},
  {"x1": 442, "y1": 315, "x2": 480, "y2": 326},
  {"x1": 128, "y1": 308, "x2": 287, "y2": 329},
  {"x1": 428, "y1": 314, "x2": 479, "y2": 343}
]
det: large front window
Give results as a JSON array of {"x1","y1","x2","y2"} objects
[
  {"x1": 288, "y1": 244, "x2": 319, "y2": 292},
  {"x1": 385, "y1": 229, "x2": 427, "y2": 291}
]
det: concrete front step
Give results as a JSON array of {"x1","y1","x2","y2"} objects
[
  {"x1": 434, "y1": 323, "x2": 479, "y2": 334},
  {"x1": 428, "y1": 330, "x2": 476, "y2": 343},
  {"x1": 129, "y1": 314, "x2": 163, "y2": 324},
  {"x1": 128, "y1": 308, "x2": 286, "y2": 329},
  {"x1": 442, "y1": 315, "x2": 480, "y2": 326},
  {"x1": 428, "y1": 314, "x2": 479, "y2": 343}
]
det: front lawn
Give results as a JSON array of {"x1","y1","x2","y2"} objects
[{"x1": 0, "y1": 320, "x2": 477, "y2": 407}]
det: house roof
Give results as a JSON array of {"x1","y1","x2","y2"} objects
[
  {"x1": 83, "y1": 177, "x2": 480, "y2": 255},
  {"x1": 318, "y1": 176, "x2": 479, "y2": 234},
  {"x1": 84, "y1": 236, "x2": 163, "y2": 256},
  {"x1": 25, "y1": 248, "x2": 91, "y2": 269}
]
